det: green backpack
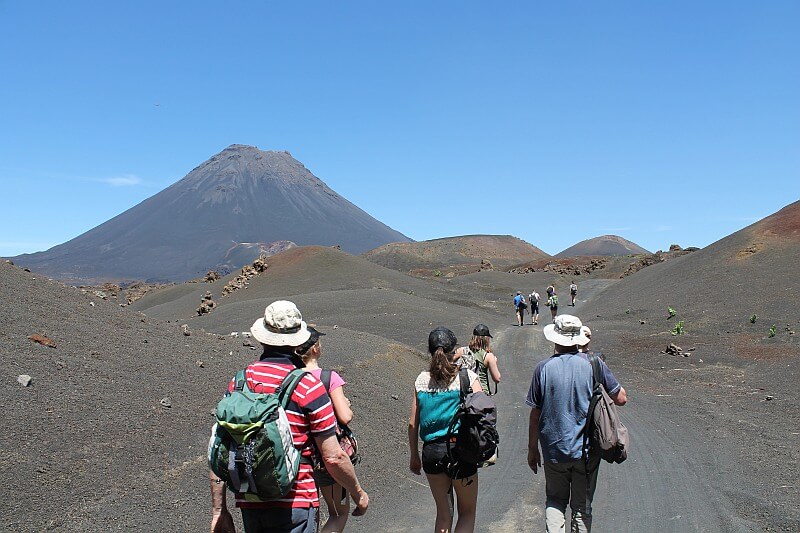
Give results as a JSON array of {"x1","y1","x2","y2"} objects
[{"x1": 208, "y1": 368, "x2": 307, "y2": 501}]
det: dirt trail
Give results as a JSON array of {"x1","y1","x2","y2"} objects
[{"x1": 362, "y1": 303, "x2": 763, "y2": 531}]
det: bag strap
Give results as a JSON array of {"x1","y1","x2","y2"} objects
[
  {"x1": 233, "y1": 369, "x2": 248, "y2": 392},
  {"x1": 457, "y1": 367, "x2": 470, "y2": 402},
  {"x1": 276, "y1": 368, "x2": 307, "y2": 408},
  {"x1": 582, "y1": 354, "x2": 602, "y2": 471},
  {"x1": 320, "y1": 369, "x2": 333, "y2": 393},
  {"x1": 446, "y1": 368, "x2": 471, "y2": 460}
]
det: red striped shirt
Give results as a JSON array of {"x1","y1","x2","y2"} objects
[{"x1": 226, "y1": 357, "x2": 336, "y2": 509}]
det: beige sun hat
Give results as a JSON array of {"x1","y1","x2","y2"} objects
[
  {"x1": 543, "y1": 314, "x2": 591, "y2": 347},
  {"x1": 250, "y1": 300, "x2": 312, "y2": 347}
]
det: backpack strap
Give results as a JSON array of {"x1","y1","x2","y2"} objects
[
  {"x1": 276, "y1": 368, "x2": 307, "y2": 409},
  {"x1": 446, "y1": 368, "x2": 471, "y2": 462},
  {"x1": 457, "y1": 367, "x2": 470, "y2": 401},
  {"x1": 582, "y1": 354, "x2": 602, "y2": 472},
  {"x1": 233, "y1": 369, "x2": 248, "y2": 392},
  {"x1": 320, "y1": 369, "x2": 333, "y2": 393}
]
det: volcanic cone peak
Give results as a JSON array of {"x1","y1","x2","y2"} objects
[
  {"x1": 556, "y1": 234, "x2": 651, "y2": 258},
  {"x1": 184, "y1": 144, "x2": 327, "y2": 191},
  {"x1": 12, "y1": 145, "x2": 411, "y2": 283}
]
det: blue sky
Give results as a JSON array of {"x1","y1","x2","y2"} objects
[{"x1": 1, "y1": 1, "x2": 798, "y2": 257}]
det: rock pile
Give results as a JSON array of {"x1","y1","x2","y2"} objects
[
  {"x1": 621, "y1": 246, "x2": 697, "y2": 278},
  {"x1": 221, "y1": 255, "x2": 269, "y2": 297},
  {"x1": 510, "y1": 258, "x2": 608, "y2": 275},
  {"x1": 479, "y1": 259, "x2": 494, "y2": 271},
  {"x1": 189, "y1": 271, "x2": 221, "y2": 283},
  {"x1": 197, "y1": 291, "x2": 216, "y2": 315}
]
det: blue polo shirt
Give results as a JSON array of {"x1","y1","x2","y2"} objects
[{"x1": 525, "y1": 352, "x2": 621, "y2": 462}]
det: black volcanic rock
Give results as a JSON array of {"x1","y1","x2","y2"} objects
[
  {"x1": 556, "y1": 234, "x2": 650, "y2": 258},
  {"x1": 12, "y1": 145, "x2": 411, "y2": 282}
]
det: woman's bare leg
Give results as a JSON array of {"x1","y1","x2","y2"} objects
[
  {"x1": 320, "y1": 483, "x2": 350, "y2": 532},
  {"x1": 426, "y1": 472, "x2": 454, "y2": 533},
  {"x1": 452, "y1": 475, "x2": 478, "y2": 533}
]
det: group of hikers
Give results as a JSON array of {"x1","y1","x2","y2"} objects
[
  {"x1": 209, "y1": 299, "x2": 626, "y2": 533},
  {"x1": 514, "y1": 281, "x2": 579, "y2": 326}
]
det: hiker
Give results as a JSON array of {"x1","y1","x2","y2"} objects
[
  {"x1": 529, "y1": 290, "x2": 541, "y2": 325},
  {"x1": 546, "y1": 285, "x2": 554, "y2": 298},
  {"x1": 295, "y1": 326, "x2": 355, "y2": 533},
  {"x1": 513, "y1": 291, "x2": 526, "y2": 326},
  {"x1": 526, "y1": 315, "x2": 627, "y2": 532},
  {"x1": 455, "y1": 324, "x2": 501, "y2": 395},
  {"x1": 209, "y1": 301, "x2": 369, "y2": 533},
  {"x1": 569, "y1": 281, "x2": 578, "y2": 306},
  {"x1": 547, "y1": 290, "x2": 559, "y2": 323},
  {"x1": 409, "y1": 327, "x2": 482, "y2": 533}
]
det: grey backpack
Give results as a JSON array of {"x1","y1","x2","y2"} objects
[{"x1": 585, "y1": 354, "x2": 629, "y2": 464}]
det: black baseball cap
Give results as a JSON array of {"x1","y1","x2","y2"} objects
[
  {"x1": 428, "y1": 327, "x2": 457, "y2": 354},
  {"x1": 473, "y1": 324, "x2": 493, "y2": 338}
]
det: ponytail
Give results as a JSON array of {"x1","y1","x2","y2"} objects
[{"x1": 429, "y1": 346, "x2": 457, "y2": 384}]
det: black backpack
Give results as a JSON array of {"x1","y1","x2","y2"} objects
[{"x1": 447, "y1": 368, "x2": 499, "y2": 467}]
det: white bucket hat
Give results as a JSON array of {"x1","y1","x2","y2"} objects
[
  {"x1": 250, "y1": 300, "x2": 312, "y2": 346},
  {"x1": 543, "y1": 314, "x2": 591, "y2": 347}
]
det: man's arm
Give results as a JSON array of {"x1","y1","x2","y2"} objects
[
  {"x1": 209, "y1": 470, "x2": 235, "y2": 533},
  {"x1": 527, "y1": 408, "x2": 542, "y2": 474},
  {"x1": 610, "y1": 386, "x2": 627, "y2": 406},
  {"x1": 315, "y1": 433, "x2": 369, "y2": 516}
]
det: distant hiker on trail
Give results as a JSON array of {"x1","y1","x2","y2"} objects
[
  {"x1": 295, "y1": 326, "x2": 357, "y2": 533},
  {"x1": 569, "y1": 281, "x2": 578, "y2": 306},
  {"x1": 455, "y1": 324, "x2": 501, "y2": 395},
  {"x1": 526, "y1": 315, "x2": 627, "y2": 532},
  {"x1": 209, "y1": 301, "x2": 369, "y2": 533},
  {"x1": 513, "y1": 291, "x2": 527, "y2": 326},
  {"x1": 547, "y1": 290, "x2": 559, "y2": 323},
  {"x1": 409, "y1": 327, "x2": 482, "y2": 533},
  {"x1": 546, "y1": 285, "x2": 555, "y2": 298},
  {"x1": 529, "y1": 290, "x2": 541, "y2": 325}
]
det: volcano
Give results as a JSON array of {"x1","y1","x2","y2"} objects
[
  {"x1": 556, "y1": 234, "x2": 651, "y2": 257},
  {"x1": 12, "y1": 145, "x2": 411, "y2": 282}
]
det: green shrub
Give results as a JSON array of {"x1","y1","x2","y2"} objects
[
  {"x1": 667, "y1": 307, "x2": 677, "y2": 318},
  {"x1": 671, "y1": 320, "x2": 685, "y2": 335},
  {"x1": 749, "y1": 314, "x2": 757, "y2": 324},
  {"x1": 433, "y1": 270, "x2": 442, "y2": 277},
  {"x1": 768, "y1": 324, "x2": 777, "y2": 338}
]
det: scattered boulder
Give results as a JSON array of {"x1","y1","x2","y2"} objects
[
  {"x1": 17, "y1": 374, "x2": 32, "y2": 387},
  {"x1": 181, "y1": 324, "x2": 191, "y2": 336},
  {"x1": 662, "y1": 343, "x2": 690, "y2": 357},
  {"x1": 479, "y1": 259, "x2": 494, "y2": 271},
  {"x1": 27, "y1": 334, "x2": 57, "y2": 348},
  {"x1": 160, "y1": 397, "x2": 172, "y2": 408},
  {"x1": 669, "y1": 244, "x2": 683, "y2": 252}
]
